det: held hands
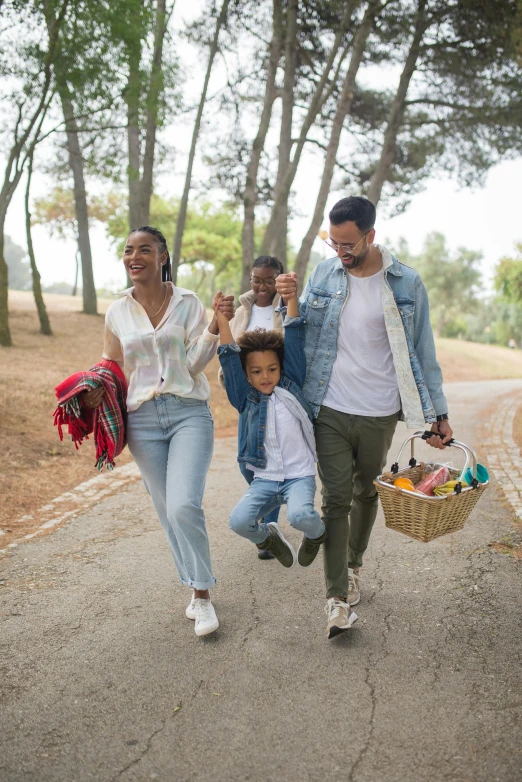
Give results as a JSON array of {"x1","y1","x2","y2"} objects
[
  {"x1": 275, "y1": 272, "x2": 298, "y2": 302},
  {"x1": 209, "y1": 291, "x2": 235, "y2": 336},
  {"x1": 426, "y1": 419, "x2": 454, "y2": 450}
]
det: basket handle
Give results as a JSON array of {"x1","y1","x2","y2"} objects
[{"x1": 390, "y1": 431, "x2": 480, "y2": 489}]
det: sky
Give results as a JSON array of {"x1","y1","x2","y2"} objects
[{"x1": 3, "y1": 0, "x2": 521, "y2": 295}]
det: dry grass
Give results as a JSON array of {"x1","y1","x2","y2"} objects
[
  {"x1": 435, "y1": 338, "x2": 522, "y2": 382},
  {"x1": 0, "y1": 291, "x2": 236, "y2": 535},
  {"x1": 2, "y1": 292, "x2": 522, "y2": 539}
]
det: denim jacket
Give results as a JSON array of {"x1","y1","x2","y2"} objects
[
  {"x1": 217, "y1": 317, "x2": 313, "y2": 468},
  {"x1": 298, "y1": 245, "x2": 447, "y2": 428}
]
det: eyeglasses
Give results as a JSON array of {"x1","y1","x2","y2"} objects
[
  {"x1": 324, "y1": 233, "x2": 369, "y2": 254},
  {"x1": 250, "y1": 276, "x2": 277, "y2": 288}
]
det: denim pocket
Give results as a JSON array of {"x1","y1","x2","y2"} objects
[
  {"x1": 305, "y1": 290, "x2": 331, "y2": 326},
  {"x1": 178, "y1": 396, "x2": 206, "y2": 407}
]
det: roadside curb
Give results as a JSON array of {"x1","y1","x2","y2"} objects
[
  {"x1": 484, "y1": 394, "x2": 522, "y2": 519},
  {"x1": 0, "y1": 462, "x2": 141, "y2": 556}
]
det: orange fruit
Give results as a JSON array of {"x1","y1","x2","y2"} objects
[{"x1": 393, "y1": 477, "x2": 415, "y2": 491}]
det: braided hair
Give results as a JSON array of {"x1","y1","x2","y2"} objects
[
  {"x1": 128, "y1": 225, "x2": 172, "y2": 282},
  {"x1": 252, "y1": 255, "x2": 284, "y2": 276}
]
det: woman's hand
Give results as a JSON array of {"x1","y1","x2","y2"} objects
[
  {"x1": 209, "y1": 291, "x2": 235, "y2": 334},
  {"x1": 83, "y1": 387, "x2": 105, "y2": 409}
]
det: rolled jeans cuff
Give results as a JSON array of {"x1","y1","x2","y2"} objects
[{"x1": 180, "y1": 576, "x2": 217, "y2": 590}]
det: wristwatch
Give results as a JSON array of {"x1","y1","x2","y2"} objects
[{"x1": 436, "y1": 413, "x2": 449, "y2": 422}]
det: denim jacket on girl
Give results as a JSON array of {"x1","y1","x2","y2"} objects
[
  {"x1": 299, "y1": 244, "x2": 447, "y2": 428},
  {"x1": 217, "y1": 317, "x2": 313, "y2": 469}
]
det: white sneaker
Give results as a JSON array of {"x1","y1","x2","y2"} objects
[
  {"x1": 185, "y1": 594, "x2": 197, "y2": 620},
  {"x1": 193, "y1": 598, "x2": 219, "y2": 637},
  {"x1": 348, "y1": 568, "x2": 360, "y2": 606}
]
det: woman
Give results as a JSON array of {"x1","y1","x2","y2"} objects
[
  {"x1": 83, "y1": 225, "x2": 234, "y2": 637},
  {"x1": 220, "y1": 255, "x2": 284, "y2": 560}
]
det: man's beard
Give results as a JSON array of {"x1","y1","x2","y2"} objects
[{"x1": 341, "y1": 246, "x2": 370, "y2": 269}]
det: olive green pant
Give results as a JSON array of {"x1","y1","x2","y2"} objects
[{"x1": 315, "y1": 406, "x2": 399, "y2": 600}]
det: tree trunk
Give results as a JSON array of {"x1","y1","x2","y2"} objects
[
  {"x1": 126, "y1": 46, "x2": 142, "y2": 232},
  {"x1": 141, "y1": 0, "x2": 169, "y2": 224},
  {"x1": 293, "y1": 1, "x2": 380, "y2": 289},
  {"x1": 240, "y1": 0, "x2": 283, "y2": 292},
  {"x1": 25, "y1": 152, "x2": 52, "y2": 335},
  {"x1": 0, "y1": 0, "x2": 69, "y2": 346},
  {"x1": 0, "y1": 224, "x2": 10, "y2": 347},
  {"x1": 260, "y1": 1, "x2": 356, "y2": 258},
  {"x1": 268, "y1": 0, "x2": 298, "y2": 265},
  {"x1": 58, "y1": 89, "x2": 98, "y2": 315},
  {"x1": 366, "y1": 0, "x2": 428, "y2": 205},
  {"x1": 171, "y1": 0, "x2": 230, "y2": 284}
]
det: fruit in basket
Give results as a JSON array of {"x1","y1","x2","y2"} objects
[
  {"x1": 393, "y1": 477, "x2": 416, "y2": 491},
  {"x1": 433, "y1": 479, "x2": 469, "y2": 496},
  {"x1": 414, "y1": 466, "x2": 450, "y2": 496}
]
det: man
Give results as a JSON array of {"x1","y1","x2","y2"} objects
[{"x1": 276, "y1": 196, "x2": 453, "y2": 639}]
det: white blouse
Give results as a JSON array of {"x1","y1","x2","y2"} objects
[{"x1": 102, "y1": 284, "x2": 219, "y2": 412}]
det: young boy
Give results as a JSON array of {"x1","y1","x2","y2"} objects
[{"x1": 216, "y1": 289, "x2": 335, "y2": 575}]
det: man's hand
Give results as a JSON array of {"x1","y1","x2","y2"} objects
[
  {"x1": 83, "y1": 387, "x2": 105, "y2": 409},
  {"x1": 426, "y1": 419, "x2": 453, "y2": 450},
  {"x1": 275, "y1": 272, "x2": 298, "y2": 302}
]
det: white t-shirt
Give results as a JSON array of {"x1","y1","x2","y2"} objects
[
  {"x1": 102, "y1": 284, "x2": 219, "y2": 412},
  {"x1": 247, "y1": 303, "x2": 275, "y2": 331},
  {"x1": 322, "y1": 270, "x2": 401, "y2": 417},
  {"x1": 247, "y1": 388, "x2": 316, "y2": 481}
]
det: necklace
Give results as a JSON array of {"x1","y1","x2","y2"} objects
[
  {"x1": 146, "y1": 284, "x2": 168, "y2": 319},
  {"x1": 254, "y1": 303, "x2": 273, "y2": 321}
]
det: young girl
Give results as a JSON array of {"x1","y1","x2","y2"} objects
[
  {"x1": 83, "y1": 226, "x2": 234, "y2": 637},
  {"x1": 215, "y1": 288, "x2": 333, "y2": 580}
]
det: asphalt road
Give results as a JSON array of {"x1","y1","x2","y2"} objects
[{"x1": 2, "y1": 379, "x2": 522, "y2": 782}]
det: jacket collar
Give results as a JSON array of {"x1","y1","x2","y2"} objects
[{"x1": 331, "y1": 244, "x2": 402, "y2": 277}]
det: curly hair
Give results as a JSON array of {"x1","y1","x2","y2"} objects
[{"x1": 236, "y1": 329, "x2": 284, "y2": 371}]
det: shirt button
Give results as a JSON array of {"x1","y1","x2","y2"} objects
[
  {"x1": 336, "y1": 290, "x2": 341, "y2": 295},
  {"x1": 330, "y1": 322, "x2": 334, "y2": 327},
  {"x1": 326, "y1": 352, "x2": 330, "y2": 357},
  {"x1": 320, "y1": 380, "x2": 323, "y2": 385}
]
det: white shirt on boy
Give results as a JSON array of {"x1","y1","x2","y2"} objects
[{"x1": 247, "y1": 386, "x2": 316, "y2": 481}]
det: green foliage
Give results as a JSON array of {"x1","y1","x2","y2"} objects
[
  {"x1": 494, "y1": 244, "x2": 522, "y2": 304},
  {"x1": 392, "y1": 232, "x2": 483, "y2": 337}
]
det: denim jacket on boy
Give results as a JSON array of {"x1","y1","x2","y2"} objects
[
  {"x1": 298, "y1": 244, "x2": 448, "y2": 428},
  {"x1": 217, "y1": 317, "x2": 313, "y2": 469}
]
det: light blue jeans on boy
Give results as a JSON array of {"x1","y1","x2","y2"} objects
[
  {"x1": 239, "y1": 462, "x2": 280, "y2": 526},
  {"x1": 127, "y1": 394, "x2": 216, "y2": 591},
  {"x1": 230, "y1": 475, "x2": 324, "y2": 545}
]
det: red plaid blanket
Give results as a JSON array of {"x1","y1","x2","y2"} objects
[{"x1": 53, "y1": 359, "x2": 128, "y2": 471}]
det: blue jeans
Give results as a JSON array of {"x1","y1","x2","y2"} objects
[
  {"x1": 229, "y1": 476, "x2": 324, "y2": 545},
  {"x1": 127, "y1": 395, "x2": 216, "y2": 590},
  {"x1": 239, "y1": 463, "x2": 280, "y2": 526}
]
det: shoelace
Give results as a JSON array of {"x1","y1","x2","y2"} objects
[
  {"x1": 348, "y1": 573, "x2": 358, "y2": 593},
  {"x1": 326, "y1": 599, "x2": 349, "y2": 620},
  {"x1": 194, "y1": 599, "x2": 211, "y2": 622}
]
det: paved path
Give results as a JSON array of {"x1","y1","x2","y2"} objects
[{"x1": 1, "y1": 380, "x2": 522, "y2": 782}]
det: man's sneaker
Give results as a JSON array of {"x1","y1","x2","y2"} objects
[
  {"x1": 298, "y1": 530, "x2": 327, "y2": 567},
  {"x1": 348, "y1": 568, "x2": 361, "y2": 606},
  {"x1": 193, "y1": 598, "x2": 219, "y2": 637},
  {"x1": 185, "y1": 593, "x2": 197, "y2": 620},
  {"x1": 256, "y1": 521, "x2": 296, "y2": 568},
  {"x1": 325, "y1": 598, "x2": 358, "y2": 639}
]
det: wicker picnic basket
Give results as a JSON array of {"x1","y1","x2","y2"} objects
[{"x1": 374, "y1": 431, "x2": 488, "y2": 543}]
